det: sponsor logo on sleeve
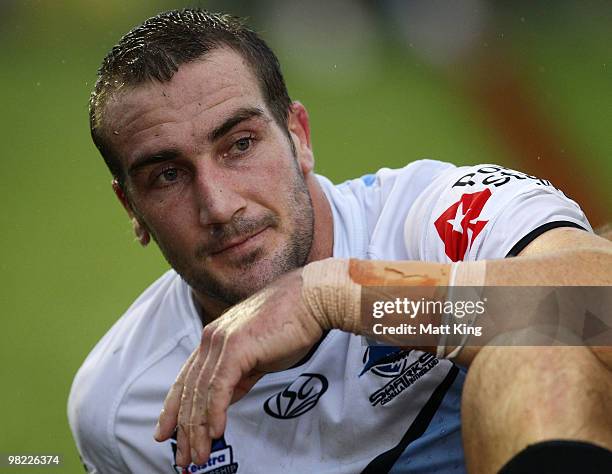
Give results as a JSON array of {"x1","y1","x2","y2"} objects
[
  {"x1": 434, "y1": 188, "x2": 492, "y2": 262},
  {"x1": 263, "y1": 373, "x2": 328, "y2": 419},
  {"x1": 171, "y1": 435, "x2": 239, "y2": 474},
  {"x1": 451, "y1": 165, "x2": 554, "y2": 189}
]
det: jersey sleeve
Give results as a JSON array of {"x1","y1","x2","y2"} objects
[
  {"x1": 403, "y1": 164, "x2": 592, "y2": 262},
  {"x1": 68, "y1": 322, "x2": 133, "y2": 474},
  {"x1": 68, "y1": 368, "x2": 128, "y2": 473}
]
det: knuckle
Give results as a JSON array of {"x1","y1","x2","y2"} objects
[
  {"x1": 208, "y1": 373, "x2": 232, "y2": 401},
  {"x1": 177, "y1": 421, "x2": 189, "y2": 436},
  {"x1": 208, "y1": 374, "x2": 222, "y2": 394},
  {"x1": 200, "y1": 325, "x2": 215, "y2": 345},
  {"x1": 210, "y1": 328, "x2": 226, "y2": 346},
  {"x1": 192, "y1": 391, "x2": 204, "y2": 409},
  {"x1": 179, "y1": 388, "x2": 192, "y2": 404},
  {"x1": 178, "y1": 398, "x2": 192, "y2": 419},
  {"x1": 185, "y1": 361, "x2": 200, "y2": 382}
]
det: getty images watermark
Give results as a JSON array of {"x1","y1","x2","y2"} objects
[
  {"x1": 360, "y1": 286, "x2": 612, "y2": 347},
  {"x1": 371, "y1": 296, "x2": 486, "y2": 337}
]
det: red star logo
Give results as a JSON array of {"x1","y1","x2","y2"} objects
[{"x1": 434, "y1": 189, "x2": 492, "y2": 262}]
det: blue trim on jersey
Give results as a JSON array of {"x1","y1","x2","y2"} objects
[
  {"x1": 389, "y1": 367, "x2": 467, "y2": 474},
  {"x1": 361, "y1": 174, "x2": 376, "y2": 186}
]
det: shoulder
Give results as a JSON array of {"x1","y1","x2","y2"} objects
[
  {"x1": 341, "y1": 159, "x2": 455, "y2": 204},
  {"x1": 403, "y1": 163, "x2": 592, "y2": 262},
  {"x1": 67, "y1": 270, "x2": 196, "y2": 471},
  {"x1": 334, "y1": 160, "x2": 455, "y2": 260},
  {"x1": 72, "y1": 270, "x2": 193, "y2": 376}
]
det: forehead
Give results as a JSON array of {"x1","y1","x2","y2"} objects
[{"x1": 102, "y1": 48, "x2": 266, "y2": 156}]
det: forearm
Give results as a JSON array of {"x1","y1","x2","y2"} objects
[
  {"x1": 485, "y1": 246, "x2": 612, "y2": 370},
  {"x1": 303, "y1": 247, "x2": 612, "y2": 367},
  {"x1": 486, "y1": 248, "x2": 612, "y2": 286},
  {"x1": 352, "y1": 246, "x2": 612, "y2": 290}
]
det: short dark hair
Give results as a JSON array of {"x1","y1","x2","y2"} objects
[{"x1": 90, "y1": 8, "x2": 292, "y2": 186}]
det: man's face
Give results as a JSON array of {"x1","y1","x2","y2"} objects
[{"x1": 103, "y1": 48, "x2": 315, "y2": 305}]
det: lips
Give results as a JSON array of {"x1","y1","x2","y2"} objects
[{"x1": 210, "y1": 226, "x2": 268, "y2": 256}]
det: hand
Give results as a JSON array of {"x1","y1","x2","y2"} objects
[{"x1": 154, "y1": 268, "x2": 325, "y2": 467}]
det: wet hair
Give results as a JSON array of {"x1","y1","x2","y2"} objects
[{"x1": 89, "y1": 8, "x2": 292, "y2": 186}]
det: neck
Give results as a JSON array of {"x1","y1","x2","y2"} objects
[
  {"x1": 192, "y1": 172, "x2": 334, "y2": 325},
  {"x1": 304, "y1": 171, "x2": 334, "y2": 264}
]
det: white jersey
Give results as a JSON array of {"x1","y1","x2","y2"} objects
[{"x1": 68, "y1": 160, "x2": 590, "y2": 474}]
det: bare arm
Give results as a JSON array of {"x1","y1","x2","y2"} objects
[
  {"x1": 500, "y1": 227, "x2": 612, "y2": 370},
  {"x1": 157, "y1": 226, "x2": 612, "y2": 467},
  {"x1": 353, "y1": 227, "x2": 611, "y2": 366}
]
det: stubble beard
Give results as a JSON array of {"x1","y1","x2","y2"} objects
[{"x1": 156, "y1": 164, "x2": 315, "y2": 306}]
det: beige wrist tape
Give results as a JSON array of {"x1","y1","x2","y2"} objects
[
  {"x1": 301, "y1": 258, "x2": 362, "y2": 333},
  {"x1": 452, "y1": 259, "x2": 487, "y2": 288},
  {"x1": 437, "y1": 260, "x2": 487, "y2": 359}
]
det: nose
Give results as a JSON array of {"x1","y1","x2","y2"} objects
[{"x1": 193, "y1": 164, "x2": 246, "y2": 226}]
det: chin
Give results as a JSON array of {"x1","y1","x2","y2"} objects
[
  {"x1": 181, "y1": 231, "x2": 307, "y2": 305},
  {"x1": 185, "y1": 254, "x2": 289, "y2": 306},
  {"x1": 228, "y1": 257, "x2": 286, "y2": 295}
]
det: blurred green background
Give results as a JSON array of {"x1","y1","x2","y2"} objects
[{"x1": 1, "y1": 0, "x2": 610, "y2": 471}]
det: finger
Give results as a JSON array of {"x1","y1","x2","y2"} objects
[
  {"x1": 189, "y1": 394, "x2": 212, "y2": 466},
  {"x1": 176, "y1": 330, "x2": 218, "y2": 467},
  {"x1": 175, "y1": 424, "x2": 191, "y2": 468},
  {"x1": 155, "y1": 349, "x2": 198, "y2": 441},
  {"x1": 189, "y1": 330, "x2": 227, "y2": 465},
  {"x1": 206, "y1": 336, "x2": 255, "y2": 439},
  {"x1": 175, "y1": 354, "x2": 205, "y2": 467}
]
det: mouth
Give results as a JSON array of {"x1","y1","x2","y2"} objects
[{"x1": 210, "y1": 226, "x2": 270, "y2": 257}]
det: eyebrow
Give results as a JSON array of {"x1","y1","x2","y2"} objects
[
  {"x1": 126, "y1": 107, "x2": 266, "y2": 176},
  {"x1": 127, "y1": 149, "x2": 180, "y2": 176},
  {"x1": 208, "y1": 106, "x2": 265, "y2": 142}
]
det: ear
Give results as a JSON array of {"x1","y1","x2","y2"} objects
[
  {"x1": 287, "y1": 101, "x2": 314, "y2": 176},
  {"x1": 112, "y1": 179, "x2": 150, "y2": 247}
]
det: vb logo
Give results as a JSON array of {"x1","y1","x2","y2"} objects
[{"x1": 263, "y1": 373, "x2": 328, "y2": 419}]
